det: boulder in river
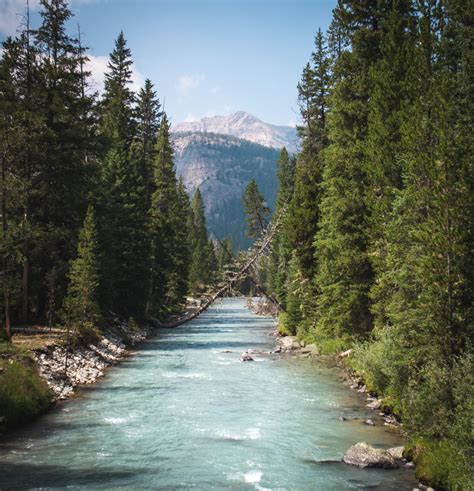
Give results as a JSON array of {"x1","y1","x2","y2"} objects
[
  {"x1": 342, "y1": 442, "x2": 399, "y2": 469},
  {"x1": 240, "y1": 352, "x2": 254, "y2": 362}
]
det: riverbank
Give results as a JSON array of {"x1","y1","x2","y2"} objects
[
  {"x1": 34, "y1": 322, "x2": 152, "y2": 401},
  {"x1": 0, "y1": 318, "x2": 154, "y2": 435},
  {"x1": 247, "y1": 297, "x2": 444, "y2": 490}
]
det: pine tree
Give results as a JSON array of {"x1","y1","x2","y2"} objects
[
  {"x1": 188, "y1": 188, "x2": 215, "y2": 294},
  {"x1": 99, "y1": 31, "x2": 149, "y2": 318},
  {"x1": 101, "y1": 31, "x2": 136, "y2": 147},
  {"x1": 313, "y1": 2, "x2": 385, "y2": 344},
  {"x1": 216, "y1": 237, "x2": 234, "y2": 280},
  {"x1": 365, "y1": 0, "x2": 416, "y2": 329},
  {"x1": 134, "y1": 78, "x2": 162, "y2": 204},
  {"x1": 0, "y1": 41, "x2": 29, "y2": 339},
  {"x1": 149, "y1": 113, "x2": 190, "y2": 312},
  {"x1": 62, "y1": 205, "x2": 100, "y2": 339},
  {"x1": 267, "y1": 148, "x2": 295, "y2": 305},
  {"x1": 285, "y1": 29, "x2": 330, "y2": 279},
  {"x1": 278, "y1": 29, "x2": 331, "y2": 334},
  {"x1": 243, "y1": 179, "x2": 270, "y2": 238},
  {"x1": 29, "y1": 0, "x2": 96, "y2": 321},
  {"x1": 377, "y1": 0, "x2": 474, "y2": 421},
  {"x1": 165, "y1": 178, "x2": 192, "y2": 308}
]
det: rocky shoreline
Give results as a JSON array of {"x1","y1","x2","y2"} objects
[{"x1": 33, "y1": 322, "x2": 153, "y2": 402}]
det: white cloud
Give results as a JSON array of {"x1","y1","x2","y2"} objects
[
  {"x1": 0, "y1": 0, "x2": 40, "y2": 37},
  {"x1": 177, "y1": 73, "x2": 205, "y2": 96},
  {"x1": 210, "y1": 85, "x2": 220, "y2": 94},
  {"x1": 85, "y1": 54, "x2": 145, "y2": 94}
]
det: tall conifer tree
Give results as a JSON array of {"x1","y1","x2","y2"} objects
[
  {"x1": 100, "y1": 31, "x2": 148, "y2": 318},
  {"x1": 62, "y1": 205, "x2": 100, "y2": 338},
  {"x1": 188, "y1": 189, "x2": 215, "y2": 294}
]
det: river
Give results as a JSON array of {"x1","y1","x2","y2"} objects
[{"x1": 0, "y1": 298, "x2": 416, "y2": 490}]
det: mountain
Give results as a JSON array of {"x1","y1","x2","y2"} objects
[
  {"x1": 173, "y1": 111, "x2": 298, "y2": 154},
  {"x1": 172, "y1": 131, "x2": 280, "y2": 250}
]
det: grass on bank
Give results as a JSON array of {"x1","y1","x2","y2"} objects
[{"x1": 0, "y1": 340, "x2": 52, "y2": 433}]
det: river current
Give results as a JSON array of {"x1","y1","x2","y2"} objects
[{"x1": 0, "y1": 298, "x2": 416, "y2": 490}]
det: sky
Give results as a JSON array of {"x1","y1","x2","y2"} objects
[{"x1": 0, "y1": 0, "x2": 337, "y2": 127}]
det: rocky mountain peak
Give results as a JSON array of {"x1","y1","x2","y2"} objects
[{"x1": 173, "y1": 111, "x2": 298, "y2": 153}]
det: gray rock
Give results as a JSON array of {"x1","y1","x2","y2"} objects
[
  {"x1": 301, "y1": 343, "x2": 319, "y2": 355},
  {"x1": 364, "y1": 419, "x2": 375, "y2": 426},
  {"x1": 342, "y1": 442, "x2": 399, "y2": 469},
  {"x1": 367, "y1": 399, "x2": 382, "y2": 410},
  {"x1": 279, "y1": 336, "x2": 301, "y2": 350},
  {"x1": 239, "y1": 352, "x2": 254, "y2": 362},
  {"x1": 383, "y1": 415, "x2": 399, "y2": 426},
  {"x1": 387, "y1": 446, "x2": 404, "y2": 460}
]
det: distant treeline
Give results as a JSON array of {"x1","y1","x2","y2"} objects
[
  {"x1": 265, "y1": 1, "x2": 473, "y2": 489},
  {"x1": 0, "y1": 0, "x2": 220, "y2": 340}
]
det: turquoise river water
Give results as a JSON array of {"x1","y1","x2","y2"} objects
[{"x1": 0, "y1": 298, "x2": 417, "y2": 490}]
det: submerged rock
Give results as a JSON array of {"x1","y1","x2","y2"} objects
[{"x1": 342, "y1": 442, "x2": 399, "y2": 469}]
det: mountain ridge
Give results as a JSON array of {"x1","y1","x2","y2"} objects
[{"x1": 173, "y1": 111, "x2": 298, "y2": 153}]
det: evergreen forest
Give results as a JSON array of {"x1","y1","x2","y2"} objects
[
  {"x1": 0, "y1": 1, "x2": 473, "y2": 490},
  {"x1": 264, "y1": 2, "x2": 473, "y2": 488}
]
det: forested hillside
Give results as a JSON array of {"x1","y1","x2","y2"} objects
[
  {"x1": 264, "y1": 2, "x2": 473, "y2": 489},
  {"x1": 173, "y1": 131, "x2": 280, "y2": 249}
]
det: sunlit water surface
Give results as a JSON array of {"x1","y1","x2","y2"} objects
[{"x1": 0, "y1": 298, "x2": 416, "y2": 490}]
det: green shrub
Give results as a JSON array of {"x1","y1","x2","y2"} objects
[
  {"x1": 317, "y1": 336, "x2": 351, "y2": 355},
  {"x1": 353, "y1": 336, "x2": 473, "y2": 490},
  {"x1": 277, "y1": 312, "x2": 293, "y2": 336},
  {"x1": 413, "y1": 439, "x2": 473, "y2": 491},
  {"x1": 0, "y1": 359, "x2": 52, "y2": 431}
]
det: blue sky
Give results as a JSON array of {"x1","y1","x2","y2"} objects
[{"x1": 1, "y1": 0, "x2": 337, "y2": 127}]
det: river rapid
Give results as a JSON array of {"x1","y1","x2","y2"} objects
[{"x1": 0, "y1": 298, "x2": 416, "y2": 490}]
